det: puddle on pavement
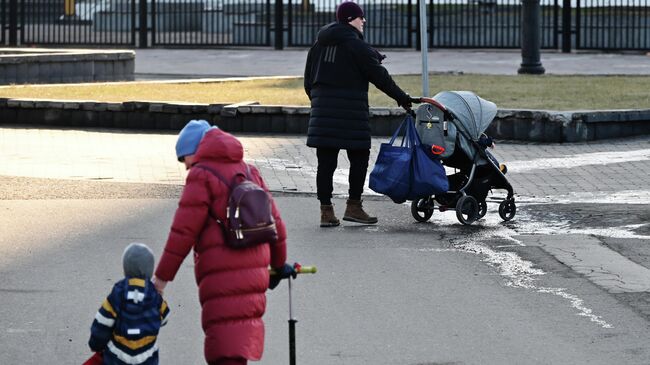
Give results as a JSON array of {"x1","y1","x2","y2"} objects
[{"x1": 514, "y1": 201, "x2": 650, "y2": 240}]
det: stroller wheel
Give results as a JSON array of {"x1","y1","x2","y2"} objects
[
  {"x1": 411, "y1": 197, "x2": 434, "y2": 222},
  {"x1": 456, "y1": 196, "x2": 479, "y2": 225},
  {"x1": 498, "y1": 199, "x2": 517, "y2": 221},
  {"x1": 477, "y1": 200, "x2": 488, "y2": 219}
]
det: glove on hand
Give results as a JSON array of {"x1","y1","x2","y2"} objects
[
  {"x1": 398, "y1": 94, "x2": 412, "y2": 111},
  {"x1": 269, "y1": 263, "x2": 297, "y2": 290}
]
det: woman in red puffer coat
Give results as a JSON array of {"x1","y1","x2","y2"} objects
[{"x1": 152, "y1": 120, "x2": 288, "y2": 365}]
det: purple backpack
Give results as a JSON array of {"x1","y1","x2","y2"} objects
[{"x1": 196, "y1": 164, "x2": 278, "y2": 249}]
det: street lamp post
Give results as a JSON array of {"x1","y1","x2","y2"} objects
[{"x1": 518, "y1": 0, "x2": 545, "y2": 74}]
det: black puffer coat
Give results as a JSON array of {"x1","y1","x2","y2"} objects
[{"x1": 304, "y1": 22, "x2": 409, "y2": 150}]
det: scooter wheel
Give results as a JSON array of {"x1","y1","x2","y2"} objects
[
  {"x1": 456, "y1": 195, "x2": 478, "y2": 225},
  {"x1": 411, "y1": 197, "x2": 434, "y2": 222},
  {"x1": 498, "y1": 199, "x2": 516, "y2": 221}
]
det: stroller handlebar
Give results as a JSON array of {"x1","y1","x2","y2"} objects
[{"x1": 409, "y1": 96, "x2": 452, "y2": 118}]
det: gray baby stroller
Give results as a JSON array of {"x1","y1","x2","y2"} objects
[{"x1": 409, "y1": 91, "x2": 516, "y2": 225}]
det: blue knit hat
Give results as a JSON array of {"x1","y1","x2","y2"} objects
[{"x1": 175, "y1": 120, "x2": 215, "y2": 161}]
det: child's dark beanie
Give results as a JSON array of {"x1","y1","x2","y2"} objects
[{"x1": 122, "y1": 242, "x2": 155, "y2": 279}]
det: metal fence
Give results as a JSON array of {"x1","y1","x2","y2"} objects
[
  {"x1": 19, "y1": 0, "x2": 136, "y2": 46},
  {"x1": 288, "y1": 0, "x2": 414, "y2": 47},
  {"x1": 577, "y1": 0, "x2": 650, "y2": 50},
  {"x1": 2, "y1": 0, "x2": 650, "y2": 51},
  {"x1": 152, "y1": 0, "x2": 272, "y2": 46},
  {"x1": 428, "y1": 0, "x2": 559, "y2": 48},
  {"x1": 287, "y1": 0, "x2": 559, "y2": 49}
]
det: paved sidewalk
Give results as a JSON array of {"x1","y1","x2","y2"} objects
[
  {"x1": 3, "y1": 48, "x2": 650, "y2": 203},
  {"x1": 1, "y1": 126, "x2": 648, "y2": 204},
  {"x1": 134, "y1": 48, "x2": 650, "y2": 79}
]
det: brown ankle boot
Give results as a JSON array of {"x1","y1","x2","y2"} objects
[
  {"x1": 343, "y1": 199, "x2": 378, "y2": 224},
  {"x1": 320, "y1": 204, "x2": 340, "y2": 227}
]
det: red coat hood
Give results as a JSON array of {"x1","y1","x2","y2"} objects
[{"x1": 194, "y1": 128, "x2": 244, "y2": 164}]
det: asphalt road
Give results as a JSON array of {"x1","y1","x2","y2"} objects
[{"x1": 1, "y1": 183, "x2": 650, "y2": 364}]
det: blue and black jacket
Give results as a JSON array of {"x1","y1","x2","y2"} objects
[{"x1": 89, "y1": 277, "x2": 170, "y2": 365}]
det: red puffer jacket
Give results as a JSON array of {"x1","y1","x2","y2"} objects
[{"x1": 155, "y1": 128, "x2": 287, "y2": 362}]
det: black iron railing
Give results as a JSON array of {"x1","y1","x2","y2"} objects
[
  {"x1": 577, "y1": 0, "x2": 650, "y2": 50},
  {"x1": 3, "y1": 0, "x2": 650, "y2": 51},
  {"x1": 286, "y1": 0, "x2": 558, "y2": 49},
  {"x1": 427, "y1": 0, "x2": 558, "y2": 49},
  {"x1": 358, "y1": 0, "x2": 414, "y2": 48},
  {"x1": 288, "y1": 0, "x2": 413, "y2": 48},
  {"x1": 152, "y1": 0, "x2": 272, "y2": 46},
  {"x1": 20, "y1": 0, "x2": 136, "y2": 46},
  {"x1": 1, "y1": 0, "x2": 6, "y2": 45}
]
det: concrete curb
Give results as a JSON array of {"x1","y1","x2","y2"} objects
[
  {"x1": 0, "y1": 49, "x2": 135, "y2": 85},
  {"x1": 1, "y1": 98, "x2": 649, "y2": 142}
]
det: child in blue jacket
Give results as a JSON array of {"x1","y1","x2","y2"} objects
[{"x1": 87, "y1": 243, "x2": 170, "y2": 365}]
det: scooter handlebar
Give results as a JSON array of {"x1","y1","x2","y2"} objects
[
  {"x1": 269, "y1": 264, "x2": 317, "y2": 276},
  {"x1": 296, "y1": 266, "x2": 317, "y2": 274}
]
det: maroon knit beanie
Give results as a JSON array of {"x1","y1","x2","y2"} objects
[{"x1": 336, "y1": 1, "x2": 364, "y2": 23}]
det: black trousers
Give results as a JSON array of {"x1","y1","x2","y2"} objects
[{"x1": 316, "y1": 148, "x2": 370, "y2": 205}]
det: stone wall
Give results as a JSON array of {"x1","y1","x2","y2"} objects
[
  {"x1": 0, "y1": 49, "x2": 135, "y2": 85},
  {"x1": 1, "y1": 98, "x2": 649, "y2": 142}
]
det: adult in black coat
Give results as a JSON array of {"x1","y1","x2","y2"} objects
[{"x1": 304, "y1": 1, "x2": 412, "y2": 227}]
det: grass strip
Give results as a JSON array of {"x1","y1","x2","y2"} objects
[{"x1": 1, "y1": 74, "x2": 648, "y2": 110}]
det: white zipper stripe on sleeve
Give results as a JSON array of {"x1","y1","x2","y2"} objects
[{"x1": 94, "y1": 312, "x2": 115, "y2": 327}]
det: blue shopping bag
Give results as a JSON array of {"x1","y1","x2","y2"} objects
[
  {"x1": 370, "y1": 115, "x2": 449, "y2": 203},
  {"x1": 408, "y1": 115, "x2": 449, "y2": 199},
  {"x1": 409, "y1": 142, "x2": 449, "y2": 199},
  {"x1": 369, "y1": 117, "x2": 414, "y2": 203}
]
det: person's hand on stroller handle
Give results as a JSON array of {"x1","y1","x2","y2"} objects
[
  {"x1": 409, "y1": 96, "x2": 422, "y2": 104},
  {"x1": 398, "y1": 93, "x2": 415, "y2": 111}
]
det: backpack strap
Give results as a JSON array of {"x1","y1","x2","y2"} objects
[
  {"x1": 194, "y1": 163, "x2": 252, "y2": 189},
  {"x1": 194, "y1": 163, "x2": 230, "y2": 189},
  {"x1": 192, "y1": 163, "x2": 254, "y2": 228}
]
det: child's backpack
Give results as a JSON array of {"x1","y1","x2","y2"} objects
[{"x1": 195, "y1": 163, "x2": 278, "y2": 249}]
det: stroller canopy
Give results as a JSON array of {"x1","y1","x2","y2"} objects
[
  {"x1": 433, "y1": 91, "x2": 497, "y2": 139},
  {"x1": 432, "y1": 91, "x2": 498, "y2": 159}
]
